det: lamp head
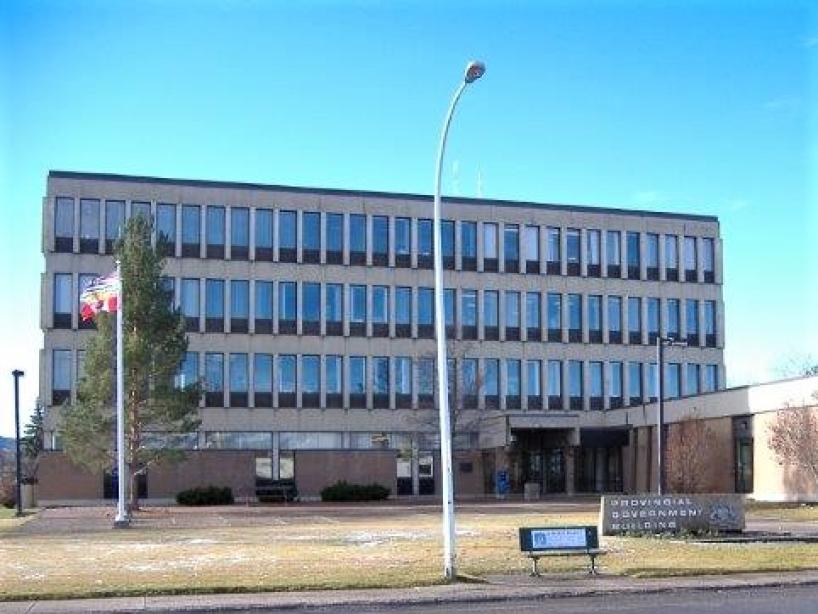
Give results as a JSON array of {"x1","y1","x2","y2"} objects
[
  {"x1": 12, "y1": 370, "x2": 24, "y2": 378},
  {"x1": 464, "y1": 61, "x2": 486, "y2": 84}
]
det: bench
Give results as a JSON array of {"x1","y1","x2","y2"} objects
[{"x1": 519, "y1": 526, "x2": 605, "y2": 576}]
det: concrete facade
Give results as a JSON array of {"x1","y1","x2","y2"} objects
[{"x1": 39, "y1": 170, "x2": 729, "y2": 503}]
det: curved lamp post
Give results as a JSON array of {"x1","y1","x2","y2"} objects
[{"x1": 432, "y1": 60, "x2": 485, "y2": 581}]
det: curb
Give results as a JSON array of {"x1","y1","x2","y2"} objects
[{"x1": 7, "y1": 572, "x2": 818, "y2": 613}]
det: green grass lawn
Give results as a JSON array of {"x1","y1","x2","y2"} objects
[{"x1": 1, "y1": 505, "x2": 818, "y2": 601}]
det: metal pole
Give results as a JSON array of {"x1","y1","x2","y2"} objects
[
  {"x1": 433, "y1": 79, "x2": 467, "y2": 582},
  {"x1": 12, "y1": 370, "x2": 24, "y2": 517},
  {"x1": 656, "y1": 338, "x2": 664, "y2": 496},
  {"x1": 114, "y1": 260, "x2": 128, "y2": 527}
]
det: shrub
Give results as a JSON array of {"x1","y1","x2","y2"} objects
[
  {"x1": 176, "y1": 485, "x2": 234, "y2": 506},
  {"x1": 320, "y1": 481, "x2": 390, "y2": 502}
]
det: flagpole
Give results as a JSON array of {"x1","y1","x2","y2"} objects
[{"x1": 113, "y1": 259, "x2": 128, "y2": 528}]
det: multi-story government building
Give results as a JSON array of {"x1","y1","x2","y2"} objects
[{"x1": 39, "y1": 170, "x2": 725, "y2": 503}]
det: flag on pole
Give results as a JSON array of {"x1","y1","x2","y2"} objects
[{"x1": 79, "y1": 270, "x2": 121, "y2": 321}]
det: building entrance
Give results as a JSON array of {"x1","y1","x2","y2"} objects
[{"x1": 523, "y1": 448, "x2": 566, "y2": 494}]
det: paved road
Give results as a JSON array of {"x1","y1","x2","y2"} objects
[{"x1": 276, "y1": 585, "x2": 818, "y2": 614}]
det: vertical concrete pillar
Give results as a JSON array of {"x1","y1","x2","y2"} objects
[{"x1": 564, "y1": 446, "x2": 576, "y2": 495}]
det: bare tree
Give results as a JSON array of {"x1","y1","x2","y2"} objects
[
  {"x1": 774, "y1": 353, "x2": 818, "y2": 379},
  {"x1": 665, "y1": 411, "x2": 718, "y2": 493},
  {"x1": 768, "y1": 392, "x2": 818, "y2": 488}
]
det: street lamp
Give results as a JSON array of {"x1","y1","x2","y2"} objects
[
  {"x1": 655, "y1": 336, "x2": 687, "y2": 495},
  {"x1": 433, "y1": 60, "x2": 485, "y2": 582},
  {"x1": 11, "y1": 370, "x2": 24, "y2": 517}
]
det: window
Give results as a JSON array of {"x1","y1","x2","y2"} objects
[
  {"x1": 566, "y1": 228, "x2": 580, "y2": 275},
  {"x1": 325, "y1": 284, "x2": 343, "y2": 335},
  {"x1": 254, "y1": 281, "x2": 273, "y2": 333},
  {"x1": 506, "y1": 359, "x2": 521, "y2": 408},
  {"x1": 686, "y1": 364, "x2": 700, "y2": 396},
  {"x1": 279, "y1": 210, "x2": 297, "y2": 262},
  {"x1": 666, "y1": 363, "x2": 681, "y2": 399},
  {"x1": 588, "y1": 295, "x2": 602, "y2": 343},
  {"x1": 278, "y1": 282, "x2": 297, "y2": 332},
  {"x1": 647, "y1": 297, "x2": 660, "y2": 343},
  {"x1": 302, "y1": 355, "x2": 320, "y2": 406},
  {"x1": 229, "y1": 353, "x2": 248, "y2": 407},
  {"x1": 547, "y1": 293, "x2": 562, "y2": 341},
  {"x1": 53, "y1": 273, "x2": 72, "y2": 328},
  {"x1": 484, "y1": 359, "x2": 499, "y2": 407},
  {"x1": 482, "y1": 222, "x2": 498, "y2": 271},
  {"x1": 52, "y1": 349, "x2": 72, "y2": 404},
  {"x1": 703, "y1": 238, "x2": 715, "y2": 282},
  {"x1": 205, "y1": 279, "x2": 224, "y2": 332},
  {"x1": 373, "y1": 357, "x2": 390, "y2": 407},
  {"x1": 395, "y1": 356, "x2": 412, "y2": 407},
  {"x1": 527, "y1": 360, "x2": 542, "y2": 408},
  {"x1": 461, "y1": 290, "x2": 477, "y2": 339},
  {"x1": 372, "y1": 216, "x2": 388, "y2": 265},
  {"x1": 568, "y1": 361, "x2": 583, "y2": 409},
  {"x1": 181, "y1": 205, "x2": 201, "y2": 257},
  {"x1": 684, "y1": 236, "x2": 697, "y2": 281},
  {"x1": 526, "y1": 292, "x2": 541, "y2": 340},
  {"x1": 648, "y1": 363, "x2": 658, "y2": 401},
  {"x1": 349, "y1": 356, "x2": 367, "y2": 406},
  {"x1": 325, "y1": 355, "x2": 343, "y2": 407},
  {"x1": 704, "y1": 364, "x2": 719, "y2": 392},
  {"x1": 609, "y1": 362, "x2": 623, "y2": 408},
  {"x1": 302, "y1": 212, "x2": 320, "y2": 262},
  {"x1": 79, "y1": 198, "x2": 100, "y2": 253},
  {"x1": 350, "y1": 214, "x2": 367, "y2": 264},
  {"x1": 586, "y1": 230, "x2": 601, "y2": 276},
  {"x1": 105, "y1": 200, "x2": 126, "y2": 254},
  {"x1": 665, "y1": 234, "x2": 678, "y2": 279},
  {"x1": 483, "y1": 290, "x2": 499, "y2": 338},
  {"x1": 325, "y1": 213, "x2": 343, "y2": 263},
  {"x1": 626, "y1": 231, "x2": 640, "y2": 279},
  {"x1": 181, "y1": 278, "x2": 200, "y2": 331},
  {"x1": 78, "y1": 274, "x2": 97, "y2": 329},
  {"x1": 444, "y1": 288, "x2": 455, "y2": 336},
  {"x1": 667, "y1": 298, "x2": 680, "y2": 339},
  {"x1": 589, "y1": 361, "x2": 603, "y2": 409},
  {"x1": 372, "y1": 286, "x2": 389, "y2": 335},
  {"x1": 704, "y1": 300, "x2": 717, "y2": 346},
  {"x1": 417, "y1": 358, "x2": 434, "y2": 407},
  {"x1": 253, "y1": 354, "x2": 273, "y2": 407},
  {"x1": 418, "y1": 219, "x2": 433, "y2": 267},
  {"x1": 567, "y1": 294, "x2": 582, "y2": 342},
  {"x1": 350, "y1": 285, "x2": 367, "y2": 333},
  {"x1": 204, "y1": 353, "x2": 224, "y2": 406},
  {"x1": 546, "y1": 227, "x2": 561, "y2": 274},
  {"x1": 152, "y1": 203, "x2": 175, "y2": 256},
  {"x1": 278, "y1": 355, "x2": 297, "y2": 405},
  {"x1": 395, "y1": 217, "x2": 411, "y2": 266},
  {"x1": 55, "y1": 197, "x2": 74, "y2": 251},
  {"x1": 608, "y1": 296, "x2": 622, "y2": 343},
  {"x1": 503, "y1": 224, "x2": 519, "y2": 272},
  {"x1": 418, "y1": 287, "x2": 434, "y2": 336},
  {"x1": 230, "y1": 280, "x2": 249, "y2": 332},
  {"x1": 395, "y1": 287, "x2": 412, "y2": 336},
  {"x1": 628, "y1": 362, "x2": 642, "y2": 404},
  {"x1": 461, "y1": 221, "x2": 477, "y2": 269},
  {"x1": 547, "y1": 360, "x2": 562, "y2": 408},
  {"x1": 131, "y1": 201, "x2": 151, "y2": 220},
  {"x1": 505, "y1": 291, "x2": 520, "y2": 340},
  {"x1": 255, "y1": 208, "x2": 274, "y2": 260},
  {"x1": 686, "y1": 299, "x2": 699, "y2": 344},
  {"x1": 442, "y1": 220, "x2": 455, "y2": 269},
  {"x1": 177, "y1": 352, "x2": 199, "y2": 389},
  {"x1": 646, "y1": 233, "x2": 659, "y2": 279},
  {"x1": 206, "y1": 206, "x2": 225, "y2": 258},
  {"x1": 230, "y1": 207, "x2": 249, "y2": 260},
  {"x1": 606, "y1": 230, "x2": 621, "y2": 276},
  {"x1": 525, "y1": 225, "x2": 540, "y2": 273},
  {"x1": 628, "y1": 297, "x2": 641, "y2": 343},
  {"x1": 302, "y1": 283, "x2": 320, "y2": 334}
]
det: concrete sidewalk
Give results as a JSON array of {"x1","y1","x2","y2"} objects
[{"x1": 3, "y1": 570, "x2": 818, "y2": 613}]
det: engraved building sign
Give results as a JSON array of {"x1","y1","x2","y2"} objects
[{"x1": 599, "y1": 494, "x2": 745, "y2": 535}]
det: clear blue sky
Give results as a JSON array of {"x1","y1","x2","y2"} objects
[{"x1": 1, "y1": 1, "x2": 816, "y2": 436}]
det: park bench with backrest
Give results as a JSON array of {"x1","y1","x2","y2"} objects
[{"x1": 518, "y1": 525, "x2": 605, "y2": 576}]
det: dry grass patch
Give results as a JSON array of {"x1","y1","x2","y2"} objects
[{"x1": 747, "y1": 502, "x2": 818, "y2": 523}]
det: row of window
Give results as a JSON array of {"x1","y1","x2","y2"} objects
[
  {"x1": 52, "y1": 349, "x2": 720, "y2": 411},
  {"x1": 52, "y1": 197, "x2": 717, "y2": 282},
  {"x1": 54, "y1": 275, "x2": 720, "y2": 346}
]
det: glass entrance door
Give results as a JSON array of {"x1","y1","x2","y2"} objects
[
  {"x1": 735, "y1": 440, "x2": 753, "y2": 494},
  {"x1": 544, "y1": 448, "x2": 565, "y2": 493}
]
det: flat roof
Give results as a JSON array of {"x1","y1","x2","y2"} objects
[{"x1": 48, "y1": 170, "x2": 719, "y2": 223}]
